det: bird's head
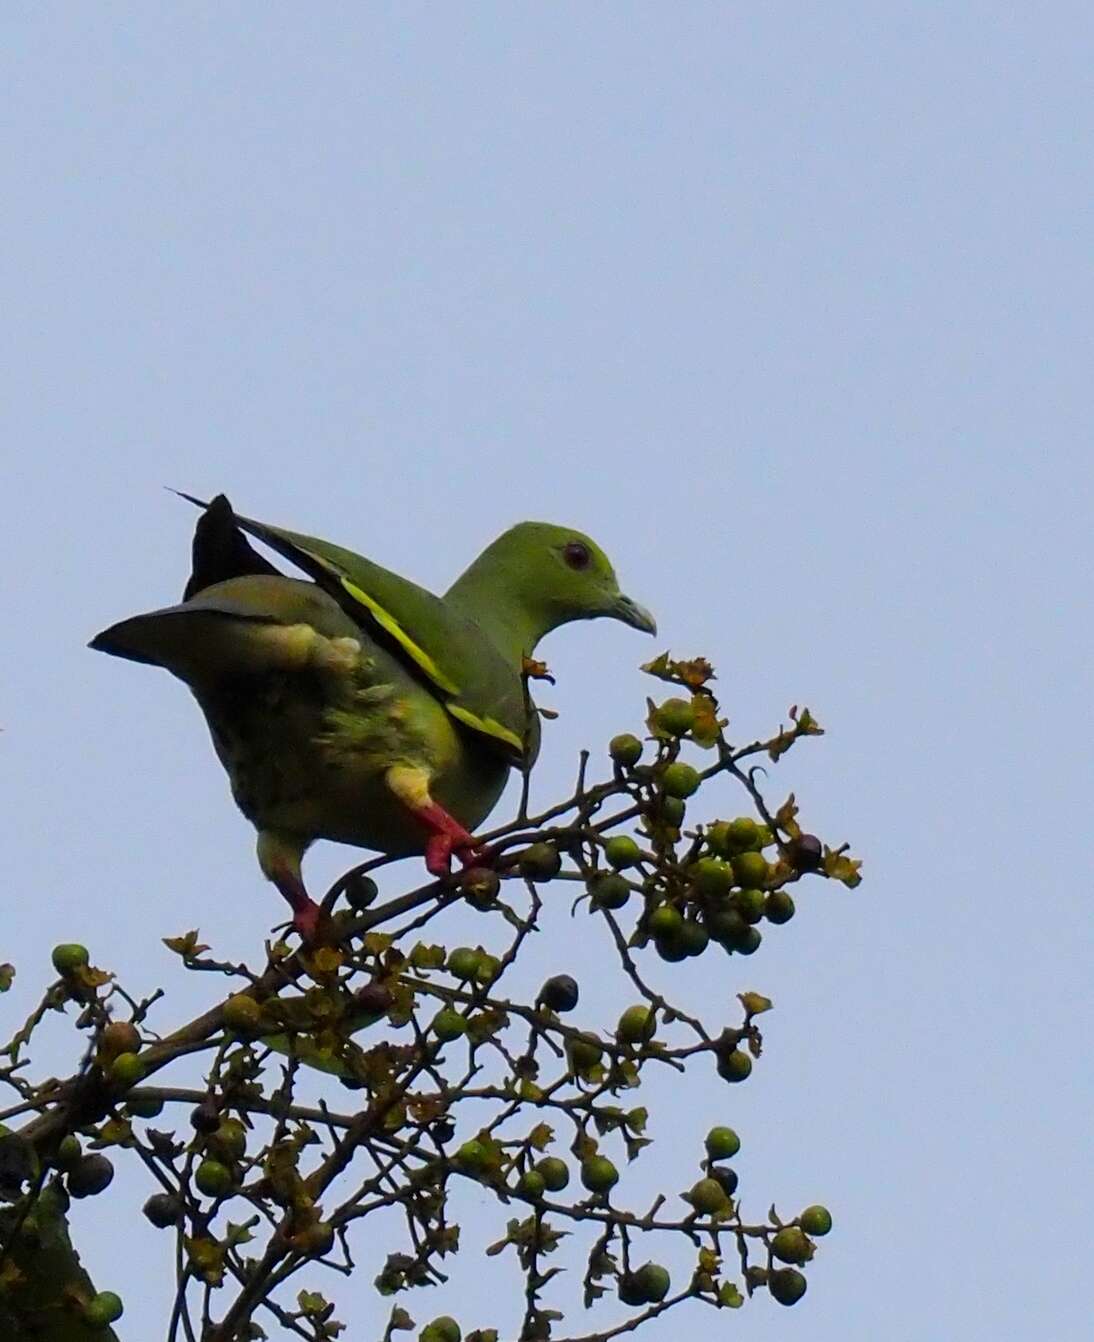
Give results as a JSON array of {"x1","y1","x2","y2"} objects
[{"x1": 448, "y1": 521, "x2": 656, "y2": 655}]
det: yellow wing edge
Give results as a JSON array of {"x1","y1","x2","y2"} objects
[
  {"x1": 447, "y1": 703, "x2": 525, "y2": 755},
  {"x1": 340, "y1": 577, "x2": 461, "y2": 695}
]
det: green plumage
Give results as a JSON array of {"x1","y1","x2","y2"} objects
[{"x1": 91, "y1": 496, "x2": 655, "y2": 936}]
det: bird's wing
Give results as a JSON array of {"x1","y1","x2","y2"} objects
[{"x1": 175, "y1": 494, "x2": 532, "y2": 763}]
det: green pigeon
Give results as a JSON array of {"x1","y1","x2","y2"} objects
[{"x1": 90, "y1": 496, "x2": 655, "y2": 938}]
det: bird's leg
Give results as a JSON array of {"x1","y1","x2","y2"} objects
[
  {"x1": 385, "y1": 765, "x2": 485, "y2": 878},
  {"x1": 256, "y1": 831, "x2": 322, "y2": 940}
]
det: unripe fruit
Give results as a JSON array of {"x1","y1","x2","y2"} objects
[
  {"x1": 195, "y1": 1158, "x2": 234, "y2": 1199},
  {"x1": 126, "y1": 1093, "x2": 164, "y2": 1119},
  {"x1": 731, "y1": 851, "x2": 768, "y2": 887},
  {"x1": 769, "y1": 1267, "x2": 808, "y2": 1306},
  {"x1": 771, "y1": 1226, "x2": 814, "y2": 1265},
  {"x1": 51, "y1": 943, "x2": 89, "y2": 975},
  {"x1": 518, "y1": 843, "x2": 561, "y2": 880},
  {"x1": 633, "y1": 1262, "x2": 671, "y2": 1302},
  {"x1": 735, "y1": 926, "x2": 763, "y2": 955},
  {"x1": 355, "y1": 982, "x2": 395, "y2": 1014},
  {"x1": 143, "y1": 1192, "x2": 183, "y2": 1229},
  {"x1": 535, "y1": 1156, "x2": 570, "y2": 1191},
  {"x1": 609, "y1": 733, "x2": 643, "y2": 767},
  {"x1": 793, "y1": 834, "x2": 823, "y2": 872},
  {"x1": 654, "y1": 697, "x2": 695, "y2": 736},
  {"x1": 705, "y1": 1126, "x2": 741, "y2": 1160},
  {"x1": 454, "y1": 1140, "x2": 488, "y2": 1173},
  {"x1": 462, "y1": 867, "x2": 500, "y2": 909},
  {"x1": 223, "y1": 994, "x2": 264, "y2": 1033},
  {"x1": 83, "y1": 1291, "x2": 124, "y2": 1327},
  {"x1": 618, "y1": 1273, "x2": 646, "y2": 1307},
  {"x1": 109, "y1": 1052, "x2": 144, "y2": 1086},
  {"x1": 764, "y1": 890, "x2": 796, "y2": 924},
  {"x1": 716, "y1": 1049, "x2": 753, "y2": 1083},
  {"x1": 654, "y1": 935, "x2": 689, "y2": 963},
  {"x1": 727, "y1": 817, "x2": 760, "y2": 850},
  {"x1": 710, "y1": 1166, "x2": 739, "y2": 1198},
  {"x1": 656, "y1": 795, "x2": 686, "y2": 826},
  {"x1": 616, "y1": 1005, "x2": 655, "y2": 1045},
  {"x1": 67, "y1": 1154, "x2": 114, "y2": 1198},
  {"x1": 705, "y1": 906, "x2": 749, "y2": 948},
  {"x1": 589, "y1": 873, "x2": 631, "y2": 910},
  {"x1": 680, "y1": 919, "x2": 710, "y2": 957},
  {"x1": 473, "y1": 952, "x2": 501, "y2": 985},
  {"x1": 800, "y1": 1204, "x2": 833, "y2": 1236},
  {"x1": 660, "y1": 762, "x2": 700, "y2": 798},
  {"x1": 691, "y1": 857, "x2": 734, "y2": 897},
  {"x1": 688, "y1": 1176, "x2": 729, "y2": 1215},
  {"x1": 424, "y1": 1318, "x2": 461, "y2": 1342},
  {"x1": 647, "y1": 905, "x2": 684, "y2": 939},
  {"x1": 604, "y1": 835, "x2": 642, "y2": 869},
  {"x1": 516, "y1": 1169, "x2": 546, "y2": 1199},
  {"x1": 100, "y1": 1020, "x2": 141, "y2": 1059},
  {"x1": 55, "y1": 1135, "x2": 82, "y2": 1169},
  {"x1": 538, "y1": 975, "x2": 579, "y2": 1013},
  {"x1": 580, "y1": 1155, "x2": 619, "y2": 1193},
  {"x1": 432, "y1": 1008, "x2": 467, "y2": 1042},
  {"x1": 568, "y1": 1033, "x2": 604, "y2": 1072},
  {"x1": 210, "y1": 1118, "x2": 247, "y2": 1160},
  {"x1": 344, "y1": 872, "x2": 379, "y2": 910},
  {"x1": 733, "y1": 887, "x2": 767, "y2": 924},
  {"x1": 706, "y1": 822, "x2": 733, "y2": 857},
  {"x1": 447, "y1": 947, "x2": 482, "y2": 980}
]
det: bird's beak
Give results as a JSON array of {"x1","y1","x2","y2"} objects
[{"x1": 612, "y1": 594, "x2": 657, "y2": 636}]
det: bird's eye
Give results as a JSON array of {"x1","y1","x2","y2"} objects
[{"x1": 562, "y1": 541, "x2": 591, "y2": 570}]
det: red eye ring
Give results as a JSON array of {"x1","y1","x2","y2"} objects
[{"x1": 563, "y1": 541, "x2": 591, "y2": 570}]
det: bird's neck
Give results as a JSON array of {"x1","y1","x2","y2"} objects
[{"x1": 445, "y1": 569, "x2": 559, "y2": 666}]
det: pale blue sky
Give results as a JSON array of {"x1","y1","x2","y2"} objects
[{"x1": 2, "y1": 5, "x2": 1090, "y2": 1340}]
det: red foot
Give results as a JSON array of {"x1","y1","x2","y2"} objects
[
  {"x1": 291, "y1": 900, "x2": 323, "y2": 942},
  {"x1": 415, "y1": 803, "x2": 484, "y2": 878}
]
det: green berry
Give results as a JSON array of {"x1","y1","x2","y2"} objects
[
  {"x1": 800, "y1": 1204, "x2": 833, "y2": 1236},
  {"x1": 647, "y1": 904, "x2": 684, "y2": 939},
  {"x1": 688, "y1": 1176, "x2": 729, "y2": 1215},
  {"x1": 223, "y1": 993, "x2": 264, "y2": 1033},
  {"x1": 735, "y1": 926, "x2": 763, "y2": 955},
  {"x1": 55, "y1": 1135, "x2": 82, "y2": 1169},
  {"x1": 126, "y1": 1093, "x2": 165, "y2": 1118},
  {"x1": 568, "y1": 1032, "x2": 604, "y2": 1072},
  {"x1": 589, "y1": 873, "x2": 631, "y2": 910},
  {"x1": 732, "y1": 851, "x2": 768, "y2": 887},
  {"x1": 705, "y1": 906, "x2": 749, "y2": 948},
  {"x1": 538, "y1": 974, "x2": 579, "y2": 1013},
  {"x1": 609, "y1": 733, "x2": 643, "y2": 767},
  {"x1": 769, "y1": 1268, "x2": 808, "y2": 1306},
  {"x1": 432, "y1": 1008, "x2": 467, "y2": 1042},
  {"x1": 143, "y1": 1192, "x2": 183, "y2": 1228},
  {"x1": 654, "y1": 697, "x2": 695, "y2": 736},
  {"x1": 691, "y1": 857, "x2": 734, "y2": 897},
  {"x1": 660, "y1": 762, "x2": 700, "y2": 798},
  {"x1": 772, "y1": 1226, "x2": 814, "y2": 1265},
  {"x1": 633, "y1": 1261, "x2": 671, "y2": 1302},
  {"x1": 518, "y1": 842, "x2": 561, "y2": 880},
  {"x1": 195, "y1": 1158, "x2": 234, "y2": 1199},
  {"x1": 210, "y1": 1118, "x2": 247, "y2": 1160},
  {"x1": 294, "y1": 1220, "x2": 335, "y2": 1256},
  {"x1": 656, "y1": 795, "x2": 686, "y2": 826},
  {"x1": 680, "y1": 919, "x2": 710, "y2": 957},
  {"x1": 728, "y1": 817, "x2": 760, "y2": 849},
  {"x1": 455, "y1": 1140, "x2": 488, "y2": 1173},
  {"x1": 344, "y1": 873, "x2": 379, "y2": 910},
  {"x1": 447, "y1": 947, "x2": 482, "y2": 980},
  {"x1": 616, "y1": 1005, "x2": 655, "y2": 1045},
  {"x1": 706, "y1": 822, "x2": 733, "y2": 856},
  {"x1": 424, "y1": 1318, "x2": 461, "y2": 1342},
  {"x1": 67, "y1": 1154, "x2": 114, "y2": 1198},
  {"x1": 51, "y1": 943, "x2": 89, "y2": 975},
  {"x1": 733, "y1": 887, "x2": 767, "y2": 924},
  {"x1": 473, "y1": 952, "x2": 501, "y2": 985},
  {"x1": 764, "y1": 890, "x2": 796, "y2": 924},
  {"x1": 705, "y1": 1126, "x2": 741, "y2": 1160},
  {"x1": 580, "y1": 1155, "x2": 619, "y2": 1194},
  {"x1": 535, "y1": 1156, "x2": 570, "y2": 1191},
  {"x1": 83, "y1": 1291, "x2": 124, "y2": 1327},
  {"x1": 654, "y1": 934, "x2": 689, "y2": 962},
  {"x1": 516, "y1": 1169, "x2": 546, "y2": 1199},
  {"x1": 109, "y1": 1052, "x2": 143, "y2": 1087},
  {"x1": 604, "y1": 835, "x2": 642, "y2": 869},
  {"x1": 618, "y1": 1272, "x2": 647, "y2": 1306},
  {"x1": 716, "y1": 1049, "x2": 753, "y2": 1083}
]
